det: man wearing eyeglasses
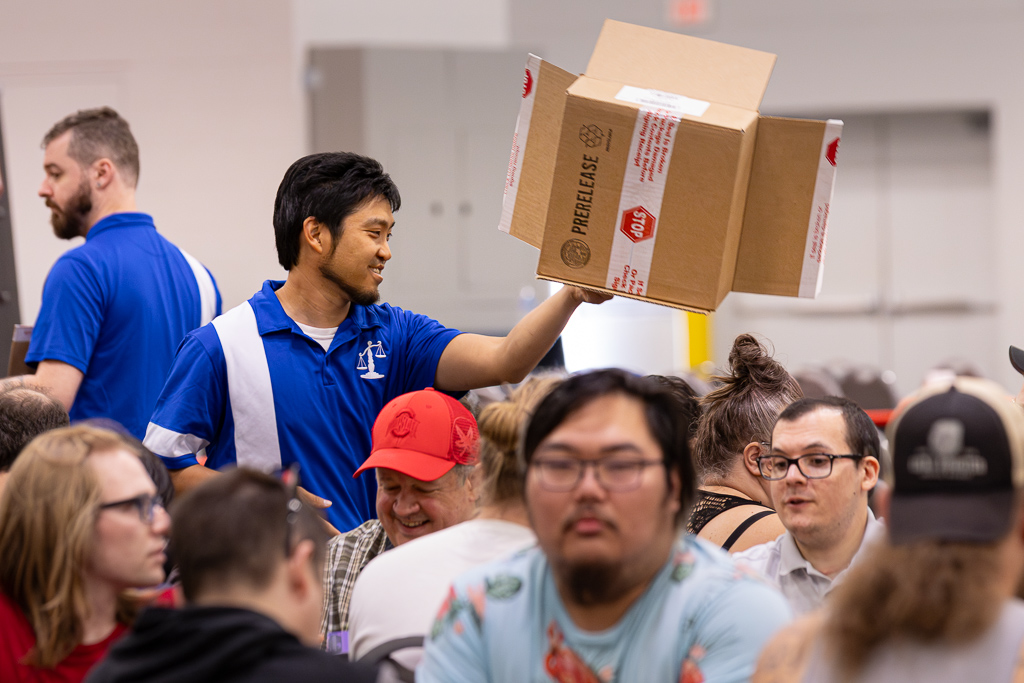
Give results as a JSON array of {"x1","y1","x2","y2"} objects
[
  {"x1": 420, "y1": 369, "x2": 791, "y2": 683},
  {"x1": 733, "y1": 396, "x2": 884, "y2": 616}
]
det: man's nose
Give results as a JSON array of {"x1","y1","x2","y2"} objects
[
  {"x1": 573, "y1": 463, "x2": 606, "y2": 500},
  {"x1": 784, "y1": 460, "x2": 808, "y2": 483},
  {"x1": 392, "y1": 489, "x2": 420, "y2": 515},
  {"x1": 378, "y1": 240, "x2": 391, "y2": 262},
  {"x1": 38, "y1": 178, "x2": 52, "y2": 198}
]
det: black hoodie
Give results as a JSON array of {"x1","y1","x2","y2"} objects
[{"x1": 85, "y1": 606, "x2": 379, "y2": 683}]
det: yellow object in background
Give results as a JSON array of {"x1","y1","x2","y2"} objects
[{"x1": 687, "y1": 311, "x2": 712, "y2": 370}]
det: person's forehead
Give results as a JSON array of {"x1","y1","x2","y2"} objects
[
  {"x1": 346, "y1": 195, "x2": 395, "y2": 226},
  {"x1": 540, "y1": 393, "x2": 657, "y2": 452},
  {"x1": 88, "y1": 448, "x2": 155, "y2": 498},
  {"x1": 772, "y1": 407, "x2": 849, "y2": 451},
  {"x1": 43, "y1": 131, "x2": 74, "y2": 161}
]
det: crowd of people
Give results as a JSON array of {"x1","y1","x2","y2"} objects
[{"x1": 1, "y1": 105, "x2": 1024, "y2": 682}]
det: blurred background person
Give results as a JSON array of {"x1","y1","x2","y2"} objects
[
  {"x1": 0, "y1": 425, "x2": 170, "y2": 682},
  {"x1": 687, "y1": 334, "x2": 800, "y2": 552}
]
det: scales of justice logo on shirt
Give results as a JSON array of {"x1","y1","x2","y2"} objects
[{"x1": 357, "y1": 341, "x2": 386, "y2": 380}]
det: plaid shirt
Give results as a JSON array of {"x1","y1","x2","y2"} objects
[{"x1": 320, "y1": 519, "x2": 391, "y2": 636}]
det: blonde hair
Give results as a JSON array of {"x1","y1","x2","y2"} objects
[
  {"x1": 0, "y1": 425, "x2": 140, "y2": 667},
  {"x1": 478, "y1": 375, "x2": 563, "y2": 507}
]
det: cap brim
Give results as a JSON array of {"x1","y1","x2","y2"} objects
[
  {"x1": 889, "y1": 490, "x2": 1015, "y2": 544},
  {"x1": 352, "y1": 448, "x2": 456, "y2": 481}
]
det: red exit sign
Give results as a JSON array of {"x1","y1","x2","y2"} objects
[{"x1": 667, "y1": 0, "x2": 712, "y2": 27}]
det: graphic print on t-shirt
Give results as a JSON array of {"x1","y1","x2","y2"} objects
[
  {"x1": 358, "y1": 340, "x2": 387, "y2": 379},
  {"x1": 544, "y1": 622, "x2": 603, "y2": 683}
]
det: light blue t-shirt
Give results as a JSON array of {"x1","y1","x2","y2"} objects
[
  {"x1": 144, "y1": 280, "x2": 461, "y2": 531},
  {"x1": 26, "y1": 212, "x2": 220, "y2": 439},
  {"x1": 420, "y1": 536, "x2": 792, "y2": 683}
]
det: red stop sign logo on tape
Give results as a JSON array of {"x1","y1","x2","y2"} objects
[{"x1": 620, "y1": 206, "x2": 655, "y2": 243}]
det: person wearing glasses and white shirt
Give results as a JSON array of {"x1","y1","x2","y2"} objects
[
  {"x1": 420, "y1": 369, "x2": 791, "y2": 683},
  {"x1": 733, "y1": 396, "x2": 885, "y2": 616},
  {"x1": 0, "y1": 425, "x2": 170, "y2": 683}
]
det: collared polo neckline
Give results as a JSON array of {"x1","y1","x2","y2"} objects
[
  {"x1": 250, "y1": 280, "x2": 384, "y2": 346},
  {"x1": 777, "y1": 508, "x2": 882, "y2": 581},
  {"x1": 85, "y1": 212, "x2": 155, "y2": 241}
]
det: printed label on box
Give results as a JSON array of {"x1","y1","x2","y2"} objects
[
  {"x1": 615, "y1": 86, "x2": 710, "y2": 118},
  {"x1": 605, "y1": 107, "x2": 682, "y2": 296},
  {"x1": 799, "y1": 119, "x2": 844, "y2": 298},
  {"x1": 498, "y1": 54, "x2": 542, "y2": 234}
]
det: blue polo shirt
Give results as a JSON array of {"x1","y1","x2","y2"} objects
[
  {"x1": 26, "y1": 212, "x2": 221, "y2": 439},
  {"x1": 144, "y1": 280, "x2": 463, "y2": 532}
]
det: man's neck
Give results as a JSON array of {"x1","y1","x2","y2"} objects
[
  {"x1": 83, "y1": 192, "x2": 137, "y2": 237},
  {"x1": 78, "y1": 576, "x2": 120, "y2": 645},
  {"x1": 794, "y1": 505, "x2": 870, "y2": 578},
  {"x1": 276, "y1": 269, "x2": 352, "y2": 328}
]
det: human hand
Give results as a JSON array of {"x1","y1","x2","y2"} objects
[{"x1": 297, "y1": 486, "x2": 341, "y2": 536}]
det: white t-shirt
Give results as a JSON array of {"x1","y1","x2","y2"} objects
[
  {"x1": 348, "y1": 519, "x2": 536, "y2": 669},
  {"x1": 295, "y1": 321, "x2": 338, "y2": 352}
]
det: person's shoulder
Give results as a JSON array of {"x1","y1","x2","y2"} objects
[
  {"x1": 447, "y1": 543, "x2": 541, "y2": 593},
  {"x1": 732, "y1": 533, "x2": 785, "y2": 568},
  {"x1": 251, "y1": 643, "x2": 381, "y2": 683},
  {"x1": 752, "y1": 611, "x2": 823, "y2": 683},
  {"x1": 673, "y1": 536, "x2": 784, "y2": 598}
]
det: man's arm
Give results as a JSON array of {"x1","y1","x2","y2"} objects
[
  {"x1": 0, "y1": 360, "x2": 83, "y2": 410},
  {"x1": 434, "y1": 286, "x2": 610, "y2": 392}
]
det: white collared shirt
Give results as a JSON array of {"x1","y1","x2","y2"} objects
[{"x1": 733, "y1": 509, "x2": 886, "y2": 616}]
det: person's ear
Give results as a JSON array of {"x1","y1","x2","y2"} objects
[
  {"x1": 667, "y1": 467, "x2": 682, "y2": 517},
  {"x1": 302, "y1": 217, "x2": 327, "y2": 255},
  {"x1": 286, "y1": 538, "x2": 318, "y2": 597},
  {"x1": 861, "y1": 456, "x2": 881, "y2": 492},
  {"x1": 92, "y1": 158, "x2": 116, "y2": 190},
  {"x1": 742, "y1": 441, "x2": 766, "y2": 477}
]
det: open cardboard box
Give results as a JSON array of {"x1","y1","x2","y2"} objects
[{"x1": 498, "y1": 20, "x2": 842, "y2": 313}]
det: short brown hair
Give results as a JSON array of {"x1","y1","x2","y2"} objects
[
  {"x1": 43, "y1": 107, "x2": 140, "y2": 186},
  {"x1": 170, "y1": 468, "x2": 329, "y2": 602}
]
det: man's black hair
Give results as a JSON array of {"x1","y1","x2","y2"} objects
[
  {"x1": 521, "y1": 368, "x2": 696, "y2": 524},
  {"x1": 273, "y1": 152, "x2": 401, "y2": 270},
  {"x1": 775, "y1": 396, "x2": 880, "y2": 460},
  {"x1": 0, "y1": 387, "x2": 69, "y2": 471}
]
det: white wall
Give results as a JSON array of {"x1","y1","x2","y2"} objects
[{"x1": 0, "y1": 0, "x2": 303, "y2": 321}]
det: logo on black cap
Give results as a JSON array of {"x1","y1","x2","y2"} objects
[{"x1": 906, "y1": 418, "x2": 988, "y2": 480}]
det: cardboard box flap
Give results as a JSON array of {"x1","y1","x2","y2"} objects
[
  {"x1": 734, "y1": 116, "x2": 843, "y2": 298},
  {"x1": 498, "y1": 55, "x2": 577, "y2": 248},
  {"x1": 585, "y1": 19, "x2": 777, "y2": 112}
]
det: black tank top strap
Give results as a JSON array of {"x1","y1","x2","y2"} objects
[
  {"x1": 686, "y1": 490, "x2": 771, "y2": 535},
  {"x1": 721, "y1": 509, "x2": 776, "y2": 551}
]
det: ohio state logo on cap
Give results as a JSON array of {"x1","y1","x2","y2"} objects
[{"x1": 389, "y1": 410, "x2": 419, "y2": 439}]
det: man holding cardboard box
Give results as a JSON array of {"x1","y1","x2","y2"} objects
[
  {"x1": 144, "y1": 152, "x2": 608, "y2": 533},
  {"x1": 0, "y1": 107, "x2": 221, "y2": 440}
]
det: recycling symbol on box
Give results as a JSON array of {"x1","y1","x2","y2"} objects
[{"x1": 579, "y1": 124, "x2": 604, "y2": 148}]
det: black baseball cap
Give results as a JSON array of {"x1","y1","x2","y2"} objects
[{"x1": 887, "y1": 377, "x2": 1024, "y2": 544}]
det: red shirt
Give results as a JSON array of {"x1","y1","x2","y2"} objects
[{"x1": 0, "y1": 591, "x2": 126, "y2": 683}]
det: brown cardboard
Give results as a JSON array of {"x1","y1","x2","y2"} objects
[
  {"x1": 498, "y1": 20, "x2": 842, "y2": 313},
  {"x1": 6, "y1": 325, "x2": 32, "y2": 378}
]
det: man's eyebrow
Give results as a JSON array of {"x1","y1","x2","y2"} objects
[
  {"x1": 535, "y1": 442, "x2": 644, "y2": 456},
  {"x1": 362, "y1": 217, "x2": 394, "y2": 229},
  {"x1": 43, "y1": 163, "x2": 62, "y2": 172},
  {"x1": 770, "y1": 441, "x2": 834, "y2": 455}
]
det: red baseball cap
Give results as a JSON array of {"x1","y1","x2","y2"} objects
[{"x1": 353, "y1": 388, "x2": 479, "y2": 481}]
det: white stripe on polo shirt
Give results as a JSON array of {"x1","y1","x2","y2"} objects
[
  {"x1": 143, "y1": 422, "x2": 209, "y2": 458},
  {"x1": 178, "y1": 248, "x2": 218, "y2": 325},
  {"x1": 211, "y1": 301, "x2": 282, "y2": 472}
]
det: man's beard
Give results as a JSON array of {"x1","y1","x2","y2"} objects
[
  {"x1": 564, "y1": 561, "x2": 629, "y2": 606},
  {"x1": 318, "y1": 261, "x2": 381, "y2": 307},
  {"x1": 48, "y1": 178, "x2": 92, "y2": 239}
]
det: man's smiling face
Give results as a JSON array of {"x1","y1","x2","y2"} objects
[
  {"x1": 375, "y1": 466, "x2": 476, "y2": 546},
  {"x1": 318, "y1": 195, "x2": 393, "y2": 306}
]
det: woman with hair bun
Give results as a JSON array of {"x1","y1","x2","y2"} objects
[{"x1": 686, "y1": 334, "x2": 802, "y2": 552}]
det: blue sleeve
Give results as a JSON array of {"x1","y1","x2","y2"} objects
[
  {"x1": 207, "y1": 266, "x2": 223, "y2": 316},
  {"x1": 25, "y1": 254, "x2": 105, "y2": 372},
  {"x1": 390, "y1": 306, "x2": 462, "y2": 393},
  {"x1": 144, "y1": 329, "x2": 228, "y2": 470},
  {"x1": 418, "y1": 582, "x2": 490, "y2": 683},
  {"x1": 685, "y1": 580, "x2": 793, "y2": 683}
]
